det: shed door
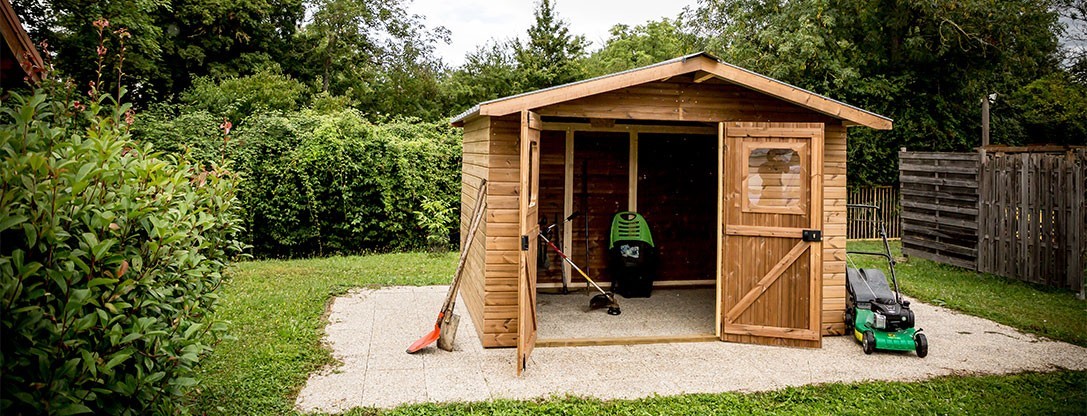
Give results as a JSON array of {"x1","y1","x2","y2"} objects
[
  {"x1": 516, "y1": 110, "x2": 542, "y2": 375},
  {"x1": 719, "y1": 122, "x2": 824, "y2": 348}
]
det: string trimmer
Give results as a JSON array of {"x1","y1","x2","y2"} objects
[{"x1": 539, "y1": 213, "x2": 621, "y2": 315}]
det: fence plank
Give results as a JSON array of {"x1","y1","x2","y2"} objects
[
  {"x1": 847, "y1": 186, "x2": 900, "y2": 239},
  {"x1": 973, "y1": 148, "x2": 1086, "y2": 291},
  {"x1": 899, "y1": 151, "x2": 980, "y2": 268}
]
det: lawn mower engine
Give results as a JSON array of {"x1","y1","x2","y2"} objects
[{"x1": 867, "y1": 298, "x2": 915, "y2": 332}]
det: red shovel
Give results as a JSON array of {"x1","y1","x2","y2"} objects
[
  {"x1": 407, "y1": 179, "x2": 487, "y2": 354},
  {"x1": 406, "y1": 312, "x2": 444, "y2": 353}
]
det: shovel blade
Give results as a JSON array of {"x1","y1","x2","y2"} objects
[
  {"x1": 437, "y1": 313, "x2": 460, "y2": 352},
  {"x1": 406, "y1": 325, "x2": 440, "y2": 354}
]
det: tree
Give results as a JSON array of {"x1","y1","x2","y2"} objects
[
  {"x1": 296, "y1": 0, "x2": 450, "y2": 119},
  {"x1": 442, "y1": 40, "x2": 527, "y2": 115},
  {"x1": 15, "y1": 0, "x2": 169, "y2": 100},
  {"x1": 584, "y1": 18, "x2": 695, "y2": 77},
  {"x1": 1056, "y1": 0, "x2": 1087, "y2": 82},
  {"x1": 683, "y1": 0, "x2": 1064, "y2": 185},
  {"x1": 14, "y1": 0, "x2": 305, "y2": 102},
  {"x1": 514, "y1": 0, "x2": 590, "y2": 90}
]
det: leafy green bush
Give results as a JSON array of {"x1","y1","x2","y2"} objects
[
  {"x1": 135, "y1": 109, "x2": 462, "y2": 257},
  {"x1": 0, "y1": 86, "x2": 245, "y2": 414},
  {"x1": 180, "y1": 72, "x2": 307, "y2": 122}
]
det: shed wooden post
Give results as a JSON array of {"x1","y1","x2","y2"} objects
[
  {"x1": 563, "y1": 129, "x2": 574, "y2": 291},
  {"x1": 629, "y1": 130, "x2": 639, "y2": 212}
]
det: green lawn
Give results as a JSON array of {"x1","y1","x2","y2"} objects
[
  {"x1": 190, "y1": 253, "x2": 457, "y2": 415},
  {"x1": 354, "y1": 371, "x2": 1087, "y2": 415},
  {"x1": 191, "y1": 248, "x2": 1087, "y2": 415},
  {"x1": 847, "y1": 240, "x2": 1087, "y2": 347}
]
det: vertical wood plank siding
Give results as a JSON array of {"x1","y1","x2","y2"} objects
[{"x1": 977, "y1": 149, "x2": 1085, "y2": 291}]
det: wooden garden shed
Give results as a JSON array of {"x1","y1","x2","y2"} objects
[{"x1": 450, "y1": 52, "x2": 892, "y2": 373}]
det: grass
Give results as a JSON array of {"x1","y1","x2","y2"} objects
[
  {"x1": 351, "y1": 371, "x2": 1087, "y2": 415},
  {"x1": 190, "y1": 252, "x2": 457, "y2": 415},
  {"x1": 191, "y1": 248, "x2": 1087, "y2": 415},
  {"x1": 847, "y1": 240, "x2": 1087, "y2": 347}
]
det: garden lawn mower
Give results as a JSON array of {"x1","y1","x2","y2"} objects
[{"x1": 844, "y1": 204, "x2": 928, "y2": 358}]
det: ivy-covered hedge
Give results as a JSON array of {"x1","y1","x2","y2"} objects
[
  {"x1": 135, "y1": 109, "x2": 462, "y2": 257},
  {"x1": 0, "y1": 88, "x2": 244, "y2": 414}
]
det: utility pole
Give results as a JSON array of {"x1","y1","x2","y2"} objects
[{"x1": 981, "y1": 95, "x2": 990, "y2": 148}]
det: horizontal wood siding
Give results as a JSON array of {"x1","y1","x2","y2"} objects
[
  {"x1": 899, "y1": 151, "x2": 980, "y2": 269},
  {"x1": 822, "y1": 123, "x2": 848, "y2": 335},
  {"x1": 482, "y1": 115, "x2": 521, "y2": 347},
  {"x1": 460, "y1": 117, "x2": 489, "y2": 343}
]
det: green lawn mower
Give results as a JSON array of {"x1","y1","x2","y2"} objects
[{"x1": 844, "y1": 204, "x2": 928, "y2": 358}]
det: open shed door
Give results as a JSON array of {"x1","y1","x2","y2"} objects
[
  {"x1": 719, "y1": 122, "x2": 823, "y2": 348},
  {"x1": 516, "y1": 110, "x2": 542, "y2": 375}
]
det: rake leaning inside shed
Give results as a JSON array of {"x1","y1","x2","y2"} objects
[{"x1": 449, "y1": 52, "x2": 892, "y2": 374}]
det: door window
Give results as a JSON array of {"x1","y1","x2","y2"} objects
[{"x1": 742, "y1": 143, "x2": 806, "y2": 214}]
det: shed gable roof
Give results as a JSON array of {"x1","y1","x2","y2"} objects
[{"x1": 451, "y1": 52, "x2": 891, "y2": 130}]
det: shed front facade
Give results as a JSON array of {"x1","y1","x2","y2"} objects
[{"x1": 451, "y1": 53, "x2": 891, "y2": 373}]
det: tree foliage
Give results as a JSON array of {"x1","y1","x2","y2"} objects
[
  {"x1": 683, "y1": 0, "x2": 1067, "y2": 185},
  {"x1": 13, "y1": 0, "x2": 1081, "y2": 189},
  {"x1": 16, "y1": 0, "x2": 305, "y2": 101},
  {"x1": 513, "y1": 0, "x2": 590, "y2": 90},
  {"x1": 180, "y1": 72, "x2": 307, "y2": 122},
  {"x1": 583, "y1": 19, "x2": 696, "y2": 77},
  {"x1": 294, "y1": 0, "x2": 451, "y2": 119}
]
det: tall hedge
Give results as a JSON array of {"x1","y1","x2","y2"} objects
[
  {"x1": 0, "y1": 88, "x2": 245, "y2": 414},
  {"x1": 135, "y1": 109, "x2": 463, "y2": 257}
]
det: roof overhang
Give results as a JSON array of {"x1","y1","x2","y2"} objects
[
  {"x1": 450, "y1": 52, "x2": 892, "y2": 130},
  {"x1": 1, "y1": 0, "x2": 43, "y2": 83}
]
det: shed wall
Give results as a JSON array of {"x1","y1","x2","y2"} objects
[
  {"x1": 821, "y1": 123, "x2": 848, "y2": 335},
  {"x1": 480, "y1": 114, "x2": 522, "y2": 348},
  {"x1": 460, "y1": 116, "x2": 490, "y2": 343}
]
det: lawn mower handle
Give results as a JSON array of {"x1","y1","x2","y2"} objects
[{"x1": 846, "y1": 204, "x2": 901, "y2": 304}]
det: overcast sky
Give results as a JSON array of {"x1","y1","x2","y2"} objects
[{"x1": 406, "y1": 0, "x2": 697, "y2": 67}]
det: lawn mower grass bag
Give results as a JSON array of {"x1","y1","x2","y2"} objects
[{"x1": 608, "y1": 212, "x2": 656, "y2": 298}]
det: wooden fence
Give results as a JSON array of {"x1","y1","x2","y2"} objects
[
  {"x1": 976, "y1": 148, "x2": 1086, "y2": 290},
  {"x1": 899, "y1": 147, "x2": 1086, "y2": 292},
  {"x1": 898, "y1": 151, "x2": 980, "y2": 269},
  {"x1": 847, "y1": 186, "x2": 900, "y2": 239}
]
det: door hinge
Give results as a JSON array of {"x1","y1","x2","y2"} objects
[
  {"x1": 802, "y1": 229, "x2": 822, "y2": 242},
  {"x1": 521, "y1": 235, "x2": 530, "y2": 251}
]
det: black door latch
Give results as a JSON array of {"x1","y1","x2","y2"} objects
[
  {"x1": 802, "y1": 229, "x2": 822, "y2": 242},
  {"x1": 521, "y1": 235, "x2": 529, "y2": 251}
]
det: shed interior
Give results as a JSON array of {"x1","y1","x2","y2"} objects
[{"x1": 532, "y1": 120, "x2": 720, "y2": 341}]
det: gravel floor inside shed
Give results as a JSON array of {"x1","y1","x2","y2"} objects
[
  {"x1": 537, "y1": 288, "x2": 716, "y2": 339},
  {"x1": 295, "y1": 285, "x2": 1087, "y2": 413}
]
